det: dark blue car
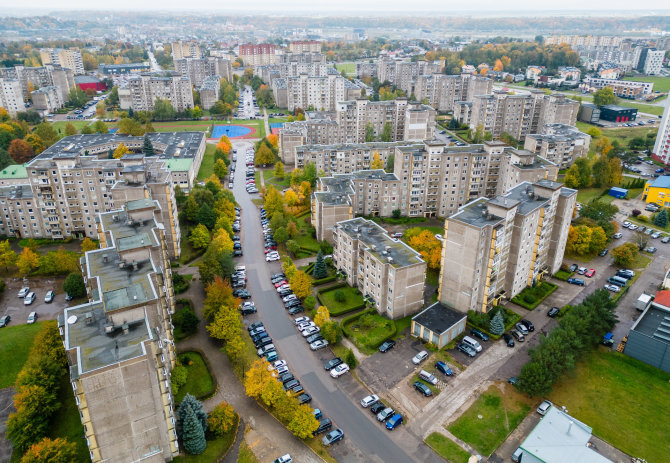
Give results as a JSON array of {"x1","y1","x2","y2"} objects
[{"x1": 435, "y1": 361, "x2": 453, "y2": 376}]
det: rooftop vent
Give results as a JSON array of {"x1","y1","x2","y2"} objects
[
  {"x1": 102, "y1": 254, "x2": 108, "y2": 263},
  {"x1": 112, "y1": 215, "x2": 119, "y2": 222}
]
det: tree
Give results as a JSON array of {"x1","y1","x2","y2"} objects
[
  {"x1": 17, "y1": 247, "x2": 39, "y2": 276},
  {"x1": 586, "y1": 127, "x2": 602, "y2": 138},
  {"x1": 142, "y1": 135, "x2": 155, "y2": 156},
  {"x1": 8, "y1": 138, "x2": 34, "y2": 163},
  {"x1": 113, "y1": 143, "x2": 130, "y2": 159},
  {"x1": 244, "y1": 359, "x2": 275, "y2": 398},
  {"x1": 0, "y1": 239, "x2": 17, "y2": 270},
  {"x1": 589, "y1": 226, "x2": 608, "y2": 254},
  {"x1": 313, "y1": 251, "x2": 328, "y2": 279},
  {"x1": 273, "y1": 161, "x2": 285, "y2": 178},
  {"x1": 320, "y1": 321, "x2": 342, "y2": 344},
  {"x1": 0, "y1": 147, "x2": 12, "y2": 170},
  {"x1": 63, "y1": 272, "x2": 86, "y2": 298},
  {"x1": 190, "y1": 224, "x2": 211, "y2": 249},
  {"x1": 284, "y1": 189, "x2": 298, "y2": 207},
  {"x1": 490, "y1": 310, "x2": 504, "y2": 335},
  {"x1": 7, "y1": 385, "x2": 60, "y2": 454},
  {"x1": 370, "y1": 151, "x2": 384, "y2": 169},
  {"x1": 563, "y1": 164, "x2": 580, "y2": 189},
  {"x1": 20, "y1": 437, "x2": 77, "y2": 463},
  {"x1": 117, "y1": 117, "x2": 144, "y2": 136},
  {"x1": 153, "y1": 98, "x2": 176, "y2": 121},
  {"x1": 264, "y1": 186, "x2": 284, "y2": 219},
  {"x1": 579, "y1": 200, "x2": 618, "y2": 225},
  {"x1": 207, "y1": 402, "x2": 237, "y2": 437},
  {"x1": 593, "y1": 87, "x2": 616, "y2": 106},
  {"x1": 24, "y1": 134, "x2": 46, "y2": 155},
  {"x1": 67, "y1": 87, "x2": 87, "y2": 107},
  {"x1": 591, "y1": 155, "x2": 610, "y2": 188},
  {"x1": 344, "y1": 348, "x2": 357, "y2": 368},
  {"x1": 196, "y1": 203, "x2": 217, "y2": 229},
  {"x1": 574, "y1": 158, "x2": 592, "y2": 188},
  {"x1": 64, "y1": 123, "x2": 78, "y2": 136},
  {"x1": 170, "y1": 364, "x2": 188, "y2": 396},
  {"x1": 255, "y1": 143, "x2": 275, "y2": 166},
  {"x1": 190, "y1": 106, "x2": 203, "y2": 120},
  {"x1": 180, "y1": 402, "x2": 207, "y2": 455},
  {"x1": 566, "y1": 225, "x2": 592, "y2": 256},
  {"x1": 211, "y1": 159, "x2": 227, "y2": 180},
  {"x1": 80, "y1": 238, "x2": 97, "y2": 253},
  {"x1": 286, "y1": 240, "x2": 300, "y2": 255},
  {"x1": 35, "y1": 122, "x2": 59, "y2": 146},
  {"x1": 380, "y1": 122, "x2": 392, "y2": 142},
  {"x1": 290, "y1": 270, "x2": 312, "y2": 299},
  {"x1": 314, "y1": 306, "x2": 331, "y2": 327},
  {"x1": 385, "y1": 153, "x2": 395, "y2": 173},
  {"x1": 611, "y1": 242, "x2": 638, "y2": 267},
  {"x1": 178, "y1": 394, "x2": 207, "y2": 433},
  {"x1": 287, "y1": 404, "x2": 320, "y2": 439},
  {"x1": 633, "y1": 231, "x2": 649, "y2": 251},
  {"x1": 93, "y1": 120, "x2": 107, "y2": 134},
  {"x1": 80, "y1": 125, "x2": 93, "y2": 135},
  {"x1": 304, "y1": 295, "x2": 316, "y2": 311},
  {"x1": 653, "y1": 208, "x2": 669, "y2": 228},
  {"x1": 203, "y1": 277, "x2": 237, "y2": 320}
]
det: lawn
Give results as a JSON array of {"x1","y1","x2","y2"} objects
[
  {"x1": 623, "y1": 75, "x2": 670, "y2": 93},
  {"x1": 152, "y1": 121, "x2": 213, "y2": 134},
  {"x1": 576, "y1": 123, "x2": 659, "y2": 157},
  {"x1": 175, "y1": 351, "x2": 216, "y2": 403},
  {"x1": 46, "y1": 375, "x2": 90, "y2": 463},
  {"x1": 576, "y1": 188, "x2": 615, "y2": 204},
  {"x1": 343, "y1": 310, "x2": 396, "y2": 354},
  {"x1": 334, "y1": 62, "x2": 356, "y2": 75},
  {"x1": 553, "y1": 269, "x2": 573, "y2": 281},
  {"x1": 615, "y1": 100, "x2": 664, "y2": 116},
  {"x1": 447, "y1": 384, "x2": 532, "y2": 456},
  {"x1": 236, "y1": 441, "x2": 260, "y2": 463},
  {"x1": 425, "y1": 432, "x2": 471, "y2": 463},
  {"x1": 197, "y1": 143, "x2": 217, "y2": 181},
  {"x1": 262, "y1": 169, "x2": 290, "y2": 188},
  {"x1": 175, "y1": 414, "x2": 239, "y2": 463},
  {"x1": 548, "y1": 350, "x2": 670, "y2": 463},
  {"x1": 179, "y1": 225, "x2": 206, "y2": 264},
  {"x1": 290, "y1": 214, "x2": 321, "y2": 258},
  {"x1": 0, "y1": 321, "x2": 45, "y2": 388},
  {"x1": 318, "y1": 285, "x2": 366, "y2": 316},
  {"x1": 52, "y1": 120, "x2": 93, "y2": 133},
  {"x1": 510, "y1": 281, "x2": 558, "y2": 310}
]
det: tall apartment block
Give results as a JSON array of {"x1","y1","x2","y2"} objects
[
  {"x1": 40, "y1": 48, "x2": 84, "y2": 75},
  {"x1": 171, "y1": 40, "x2": 203, "y2": 60},
  {"x1": 332, "y1": 217, "x2": 426, "y2": 319},
  {"x1": 637, "y1": 48, "x2": 666, "y2": 75},
  {"x1": 285, "y1": 73, "x2": 361, "y2": 111},
  {"x1": 312, "y1": 170, "x2": 401, "y2": 242},
  {"x1": 295, "y1": 141, "x2": 413, "y2": 173},
  {"x1": 120, "y1": 75, "x2": 194, "y2": 112},
  {"x1": 288, "y1": 41, "x2": 321, "y2": 53},
  {"x1": 438, "y1": 180, "x2": 576, "y2": 313},
  {"x1": 60, "y1": 199, "x2": 179, "y2": 462},
  {"x1": 199, "y1": 76, "x2": 220, "y2": 110},
  {"x1": 0, "y1": 78, "x2": 26, "y2": 116},
  {"x1": 414, "y1": 74, "x2": 493, "y2": 112},
  {"x1": 466, "y1": 90, "x2": 579, "y2": 141},
  {"x1": 238, "y1": 43, "x2": 279, "y2": 66},
  {"x1": 653, "y1": 98, "x2": 670, "y2": 165},
  {"x1": 524, "y1": 124, "x2": 591, "y2": 168},
  {"x1": 376, "y1": 58, "x2": 442, "y2": 94},
  {"x1": 174, "y1": 57, "x2": 232, "y2": 87},
  {"x1": 0, "y1": 64, "x2": 75, "y2": 100},
  {"x1": 30, "y1": 85, "x2": 64, "y2": 113}
]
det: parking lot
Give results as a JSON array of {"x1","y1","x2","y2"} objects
[{"x1": 0, "y1": 276, "x2": 69, "y2": 328}]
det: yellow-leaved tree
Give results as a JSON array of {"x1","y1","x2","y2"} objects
[{"x1": 113, "y1": 143, "x2": 130, "y2": 159}]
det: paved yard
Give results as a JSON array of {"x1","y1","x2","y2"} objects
[
  {"x1": 357, "y1": 336, "x2": 426, "y2": 392},
  {"x1": 0, "y1": 276, "x2": 70, "y2": 327}
]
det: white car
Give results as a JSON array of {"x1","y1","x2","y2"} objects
[
  {"x1": 330, "y1": 363, "x2": 350, "y2": 378},
  {"x1": 283, "y1": 295, "x2": 298, "y2": 303},
  {"x1": 622, "y1": 221, "x2": 631, "y2": 228},
  {"x1": 273, "y1": 455, "x2": 292, "y2": 463},
  {"x1": 360, "y1": 394, "x2": 379, "y2": 408},
  {"x1": 310, "y1": 339, "x2": 329, "y2": 350},
  {"x1": 302, "y1": 326, "x2": 320, "y2": 337},
  {"x1": 537, "y1": 400, "x2": 552, "y2": 415},
  {"x1": 613, "y1": 233, "x2": 622, "y2": 239},
  {"x1": 294, "y1": 316, "x2": 310, "y2": 325},
  {"x1": 604, "y1": 284, "x2": 620, "y2": 292},
  {"x1": 297, "y1": 321, "x2": 316, "y2": 331},
  {"x1": 17, "y1": 286, "x2": 30, "y2": 298},
  {"x1": 629, "y1": 224, "x2": 638, "y2": 230},
  {"x1": 266, "y1": 254, "x2": 280, "y2": 262},
  {"x1": 412, "y1": 350, "x2": 429, "y2": 365},
  {"x1": 27, "y1": 311, "x2": 37, "y2": 324},
  {"x1": 276, "y1": 284, "x2": 291, "y2": 292},
  {"x1": 23, "y1": 292, "x2": 36, "y2": 305}
]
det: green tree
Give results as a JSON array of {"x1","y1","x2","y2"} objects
[
  {"x1": 213, "y1": 159, "x2": 228, "y2": 178},
  {"x1": 180, "y1": 402, "x2": 207, "y2": 455},
  {"x1": 273, "y1": 161, "x2": 285, "y2": 178},
  {"x1": 63, "y1": 272, "x2": 86, "y2": 298},
  {"x1": 334, "y1": 289, "x2": 346, "y2": 303},
  {"x1": 303, "y1": 295, "x2": 316, "y2": 311},
  {"x1": 579, "y1": 200, "x2": 618, "y2": 225},
  {"x1": 190, "y1": 106, "x2": 203, "y2": 120},
  {"x1": 178, "y1": 394, "x2": 207, "y2": 433},
  {"x1": 170, "y1": 364, "x2": 187, "y2": 396},
  {"x1": 92, "y1": 120, "x2": 107, "y2": 134},
  {"x1": 380, "y1": 122, "x2": 392, "y2": 142},
  {"x1": 142, "y1": 135, "x2": 155, "y2": 156},
  {"x1": 593, "y1": 87, "x2": 616, "y2": 106},
  {"x1": 196, "y1": 203, "x2": 217, "y2": 229},
  {"x1": 153, "y1": 98, "x2": 176, "y2": 121},
  {"x1": 591, "y1": 155, "x2": 610, "y2": 188},
  {"x1": 190, "y1": 224, "x2": 211, "y2": 249},
  {"x1": 365, "y1": 122, "x2": 375, "y2": 142},
  {"x1": 653, "y1": 208, "x2": 668, "y2": 228},
  {"x1": 34, "y1": 122, "x2": 59, "y2": 146},
  {"x1": 385, "y1": 153, "x2": 395, "y2": 173},
  {"x1": 80, "y1": 125, "x2": 93, "y2": 135},
  {"x1": 574, "y1": 158, "x2": 592, "y2": 188},
  {"x1": 286, "y1": 240, "x2": 300, "y2": 255},
  {"x1": 64, "y1": 123, "x2": 78, "y2": 136},
  {"x1": 586, "y1": 127, "x2": 602, "y2": 138},
  {"x1": 344, "y1": 348, "x2": 357, "y2": 368},
  {"x1": 313, "y1": 251, "x2": 328, "y2": 279},
  {"x1": 320, "y1": 321, "x2": 342, "y2": 344},
  {"x1": 490, "y1": 311, "x2": 504, "y2": 335},
  {"x1": 67, "y1": 87, "x2": 88, "y2": 107}
]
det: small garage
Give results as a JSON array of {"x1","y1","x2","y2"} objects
[{"x1": 411, "y1": 302, "x2": 467, "y2": 349}]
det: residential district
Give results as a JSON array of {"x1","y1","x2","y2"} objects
[{"x1": 0, "y1": 10, "x2": 670, "y2": 463}]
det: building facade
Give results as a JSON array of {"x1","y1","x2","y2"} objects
[
  {"x1": 523, "y1": 123, "x2": 591, "y2": 168},
  {"x1": 174, "y1": 57, "x2": 232, "y2": 87},
  {"x1": 580, "y1": 76, "x2": 654, "y2": 97},
  {"x1": 637, "y1": 48, "x2": 666, "y2": 75},
  {"x1": 60, "y1": 199, "x2": 179, "y2": 462},
  {"x1": 40, "y1": 48, "x2": 84, "y2": 75},
  {"x1": 30, "y1": 85, "x2": 64, "y2": 113},
  {"x1": 414, "y1": 73, "x2": 492, "y2": 113},
  {"x1": 171, "y1": 40, "x2": 203, "y2": 60},
  {"x1": 199, "y1": 75, "x2": 220, "y2": 110},
  {"x1": 652, "y1": 98, "x2": 670, "y2": 165},
  {"x1": 0, "y1": 78, "x2": 25, "y2": 116},
  {"x1": 0, "y1": 64, "x2": 75, "y2": 100},
  {"x1": 122, "y1": 75, "x2": 194, "y2": 112},
  {"x1": 642, "y1": 176, "x2": 670, "y2": 206},
  {"x1": 438, "y1": 180, "x2": 576, "y2": 313},
  {"x1": 288, "y1": 41, "x2": 321, "y2": 53},
  {"x1": 332, "y1": 217, "x2": 426, "y2": 319},
  {"x1": 285, "y1": 73, "x2": 361, "y2": 111},
  {"x1": 239, "y1": 43, "x2": 279, "y2": 66}
]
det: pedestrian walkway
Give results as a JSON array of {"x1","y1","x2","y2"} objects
[{"x1": 263, "y1": 108, "x2": 270, "y2": 138}]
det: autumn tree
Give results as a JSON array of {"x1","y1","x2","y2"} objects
[
  {"x1": 20, "y1": 437, "x2": 77, "y2": 463},
  {"x1": 17, "y1": 247, "x2": 39, "y2": 276},
  {"x1": 207, "y1": 402, "x2": 237, "y2": 437},
  {"x1": 273, "y1": 161, "x2": 285, "y2": 179},
  {"x1": 64, "y1": 123, "x2": 78, "y2": 136},
  {"x1": 264, "y1": 185, "x2": 284, "y2": 219},
  {"x1": 24, "y1": 134, "x2": 45, "y2": 155},
  {"x1": 255, "y1": 143, "x2": 275, "y2": 166},
  {"x1": 213, "y1": 159, "x2": 228, "y2": 178},
  {"x1": 266, "y1": 133, "x2": 278, "y2": 148},
  {"x1": 289, "y1": 270, "x2": 312, "y2": 299},
  {"x1": 314, "y1": 306, "x2": 331, "y2": 327},
  {"x1": 203, "y1": 277, "x2": 238, "y2": 321},
  {"x1": 611, "y1": 242, "x2": 638, "y2": 267},
  {"x1": 0, "y1": 239, "x2": 17, "y2": 270},
  {"x1": 80, "y1": 237, "x2": 98, "y2": 253},
  {"x1": 117, "y1": 117, "x2": 144, "y2": 136},
  {"x1": 566, "y1": 225, "x2": 592, "y2": 256},
  {"x1": 370, "y1": 151, "x2": 384, "y2": 169},
  {"x1": 586, "y1": 127, "x2": 602, "y2": 138},
  {"x1": 405, "y1": 229, "x2": 442, "y2": 270},
  {"x1": 190, "y1": 224, "x2": 211, "y2": 250},
  {"x1": 113, "y1": 143, "x2": 130, "y2": 159},
  {"x1": 8, "y1": 138, "x2": 34, "y2": 163},
  {"x1": 287, "y1": 404, "x2": 320, "y2": 439}
]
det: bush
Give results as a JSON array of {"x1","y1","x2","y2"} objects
[
  {"x1": 303, "y1": 295, "x2": 316, "y2": 311},
  {"x1": 62, "y1": 272, "x2": 85, "y2": 298},
  {"x1": 313, "y1": 275, "x2": 337, "y2": 286},
  {"x1": 171, "y1": 364, "x2": 188, "y2": 396},
  {"x1": 344, "y1": 348, "x2": 357, "y2": 369},
  {"x1": 172, "y1": 273, "x2": 190, "y2": 294},
  {"x1": 334, "y1": 290, "x2": 346, "y2": 303},
  {"x1": 511, "y1": 282, "x2": 558, "y2": 310},
  {"x1": 637, "y1": 215, "x2": 649, "y2": 222},
  {"x1": 631, "y1": 209, "x2": 641, "y2": 217},
  {"x1": 173, "y1": 306, "x2": 199, "y2": 338}
]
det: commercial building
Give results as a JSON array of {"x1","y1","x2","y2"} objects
[
  {"x1": 30, "y1": 85, "x2": 64, "y2": 113},
  {"x1": 414, "y1": 73, "x2": 492, "y2": 113},
  {"x1": 599, "y1": 105, "x2": 637, "y2": 122},
  {"x1": 579, "y1": 103, "x2": 601, "y2": 123},
  {"x1": 239, "y1": 43, "x2": 279, "y2": 66},
  {"x1": 60, "y1": 199, "x2": 179, "y2": 462},
  {"x1": 199, "y1": 75, "x2": 220, "y2": 110},
  {"x1": 40, "y1": 47, "x2": 84, "y2": 75},
  {"x1": 75, "y1": 75, "x2": 107, "y2": 92},
  {"x1": 524, "y1": 124, "x2": 591, "y2": 168},
  {"x1": 0, "y1": 64, "x2": 75, "y2": 100},
  {"x1": 438, "y1": 180, "x2": 576, "y2": 313},
  {"x1": 580, "y1": 76, "x2": 654, "y2": 98},
  {"x1": 652, "y1": 98, "x2": 670, "y2": 165},
  {"x1": 332, "y1": 217, "x2": 426, "y2": 319},
  {"x1": 410, "y1": 302, "x2": 467, "y2": 349},
  {"x1": 285, "y1": 73, "x2": 361, "y2": 111},
  {"x1": 624, "y1": 290, "x2": 670, "y2": 373},
  {"x1": 174, "y1": 57, "x2": 232, "y2": 87},
  {"x1": 0, "y1": 78, "x2": 26, "y2": 116},
  {"x1": 642, "y1": 176, "x2": 670, "y2": 206},
  {"x1": 121, "y1": 75, "x2": 194, "y2": 112},
  {"x1": 515, "y1": 405, "x2": 613, "y2": 463},
  {"x1": 637, "y1": 48, "x2": 666, "y2": 75},
  {"x1": 98, "y1": 63, "x2": 151, "y2": 75},
  {"x1": 288, "y1": 41, "x2": 321, "y2": 53},
  {"x1": 171, "y1": 40, "x2": 203, "y2": 60},
  {"x1": 312, "y1": 170, "x2": 400, "y2": 242}
]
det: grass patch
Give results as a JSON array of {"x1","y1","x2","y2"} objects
[
  {"x1": 45, "y1": 374, "x2": 90, "y2": 462},
  {"x1": 0, "y1": 321, "x2": 45, "y2": 388},
  {"x1": 291, "y1": 216, "x2": 321, "y2": 255},
  {"x1": 548, "y1": 350, "x2": 670, "y2": 463},
  {"x1": 447, "y1": 384, "x2": 532, "y2": 456},
  {"x1": 303, "y1": 437, "x2": 339, "y2": 463},
  {"x1": 262, "y1": 169, "x2": 290, "y2": 188},
  {"x1": 197, "y1": 143, "x2": 217, "y2": 181},
  {"x1": 410, "y1": 375, "x2": 441, "y2": 396},
  {"x1": 318, "y1": 285, "x2": 366, "y2": 316},
  {"x1": 576, "y1": 188, "x2": 614, "y2": 204},
  {"x1": 179, "y1": 224, "x2": 205, "y2": 264},
  {"x1": 510, "y1": 281, "x2": 558, "y2": 310},
  {"x1": 394, "y1": 314, "x2": 413, "y2": 337},
  {"x1": 342, "y1": 309, "x2": 396, "y2": 354},
  {"x1": 426, "y1": 268, "x2": 440, "y2": 287},
  {"x1": 630, "y1": 252, "x2": 652, "y2": 269},
  {"x1": 553, "y1": 270, "x2": 573, "y2": 281},
  {"x1": 615, "y1": 100, "x2": 663, "y2": 116},
  {"x1": 153, "y1": 122, "x2": 213, "y2": 133},
  {"x1": 175, "y1": 351, "x2": 216, "y2": 403},
  {"x1": 237, "y1": 441, "x2": 260, "y2": 463},
  {"x1": 52, "y1": 120, "x2": 92, "y2": 133},
  {"x1": 623, "y1": 75, "x2": 670, "y2": 93},
  {"x1": 425, "y1": 432, "x2": 471, "y2": 463},
  {"x1": 334, "y1": 62, "x2": 356, "y2": 75},
  {"x1": 177, "y1": 414, "x2": 239, "y2": 462}
]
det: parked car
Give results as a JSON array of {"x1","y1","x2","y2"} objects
[
  {"x1": 604, "y1": 284, "x2": 621, "y2": 292},
  {"x1": 273, "y1": 455, "x2": 293, "y2": 463},
  {"x1": 376, "y1": 407, "x2": 395, "y2": 422},
  {"x1": 17, "y1": 286, "x2": 30, "y2": 298},
  {"x1": 585, "y1": 269, "x2": 596, "y2": 278},
  {"x1": 662, "y1": 236, "x2": 670, "y2": 243},
  {"x1": 294, "y1": 316, "x2": 310, "y2": 325},
  {"x1": 511, "y1": 329, "x2": 525, "y2": 342},
  {"x1": 310, "y1": 339, "x2": 329, "y2": 350},
  {"x1": 548, "y1": 306, "x2": 560, "y2": 317},
  {"x1": 412, "y1": 350, "x2": 429, "y2": 365},
  {"x1": 370, "y1": 402, "x2": 386, "y2": 414},
  {"x1": 23, "y1": 292, "x2": 36, "y2": 305},
  {"x1": 568, "y1": 264, "x2": 578, "y2": 272},
  {"x1": 645, "y1": 246, "x2": 657, "y2": 253},
  {"x1": 577, "y1": 267, "x2": 587, "y2": 275},
  {"x1": 379, "y1": 340, "x2": 396, "y2": 352},
  {"x1": 330, "y1": 363, "x2": 350, "y2": 378},
  {"x1": 413, "y1": 381, "x2": 432, "y2": 397},
  {"x1": 27, "y1": 312, "x2": 37, "y2": 324},
  {"x1": 502, "y1": 333, "x2": 515, "y2": 347},
  {"x1": 457, "y1": 343, "x2": 476, "y2": 357},
  {"x1": 515, "y1": 323, "x2": 529, "y2": 335},
  {"x1": 313, "y1": 418, "x2": 332, "y2": 436},
  {"x1": 567, "y1": 277, "x2": 585, "y2": 286},
  {"x1": 321, "y1": 429, "x2": 344, "y2": 446},
  {"x1": 287, "y1": 306, "x2": 304, "y2": 315},
  {"x1": 520, "y1": 319, "x2": 534, "y2": 332},
  {"x1": 324, "y1": 358, "x2": 343, "y2": 371},
  {"x1": 0, "y1": 315, "x2": 10, "y2": 328},
  {"x1": 470, "y1": 328, "x2": 489, "y2": 341},
  {"x1": 360, "y1": 394, "x2": 379, "y2": 408},
  {"x1": 435, "y1": 361, "x2": 453, "y2": 376},
  {"x1": 537, "y1": 400, "x2": 552, "y2": 415},
  {"x1": 386, "y1": 414, "x2": 403, "y2": 430},
  {"x1": 419, "y1": 370, "x2": 439, "y2": 385},
  {"x1": 613, "y1": 233, "x2": 623, "y2": 239}
]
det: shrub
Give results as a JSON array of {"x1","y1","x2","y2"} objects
[
  {"x1": 171, "y1": 364, "x2": 188, "y2": 396},
  {"x1": 344, "y1": 348, "x2": 357, "y2": 369},
  {"x1": 637, "y1": 215, "x2": 649, "y2": 222},
  {"x1": 173, "y1": 307, "x2": 199, "y2": 338},
  {"x1": 62, "y1": 272, "x2": 85, "y2": 298},
  {"x1": 172, "y1": 273, "x2": 190, "y2": 294},
  {"x1": 631, "y1": 209, "x2": 641, "y2": 217},
  {"x1": 334, "y1": 289, "x2": 346, "y2": 303}
]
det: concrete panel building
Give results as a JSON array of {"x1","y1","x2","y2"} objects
[
  {"x1": 174, "y1": 57, "x2": 232, "y2": 87},
  {"x1": 0, "y1": 64, "x2": 75, "y2": 100},
  {"x1": 171, "y1": 40, "x2": 203, "y2": 60},
  {"x1": 0, "y1": 78, "x2": 26, "y2": 116},
  {"x1": 285, "y1": 73, "x2": 360, "y2": 111},
  {"x1": 30, "y1": 85, "x2": 64, "y2": 113},
  {"x1": 40, "y1": 47, "x2": 84, "y2": 75},
  {"x1": 199, "y1": 75, "x2": 220, "y2": 110},
  {"x1": 624, "y1": 291, "x2": 670, "y2": 373},
  {"x1": 414, "y1": 74, "x2": 493, "y2": 112},
  {"x1": 288, "y1": 41, "x2": 321, "y2": 53},
  {"x1": 524, "y1": 124, "x2": 591, "y2": 168},
  {"x1": 652, "y1": 97, "x2": 670, "y2": 165},
  {"x1": 60, "y1": 199, "x2": 179, "y2": 462},
  {"x1": 580, "y1": 76, "x2": 654, "y2": 96},
  {"x1": 637, "y1": 48, "x2": 666, "y2": 75},
  {"x1": 438, "y1": 180, "x2": 576, "y2": 313},
  {"x1": 294, "y1": 141, "x2": 408, "y2": 173},
  {"x1": 332, "y1": 217, "x2": 426, "y2": 319},
  {"x1": 124, "y1": 74, "x2": 194, "y2": 112},
  {"x1": 239, "y1": 43, "x2": 279, "y2": 66}
]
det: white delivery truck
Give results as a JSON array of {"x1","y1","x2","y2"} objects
[{"x1": 635, "y1": 293, "x2": 653, "y2": 312}]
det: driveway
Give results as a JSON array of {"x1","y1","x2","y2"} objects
[{"x1": 230, "y1": 140, "x2": 442, "y2": 463}]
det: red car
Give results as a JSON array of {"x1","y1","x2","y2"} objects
[
  {"x1": 585, "y1": 269, "x2": 596, "y2": 278},
  {"x1": 274, "y1": 280, "x2": 287, "y2": 287}
]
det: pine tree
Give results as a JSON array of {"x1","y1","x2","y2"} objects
[
  {"x1": 313, "y1": 251, "x2": 327, "y2": 279},
  {"x1": 490, "y1": 310, "x2": 504, "y2": 335},
  {"x1": 180, "y1": 402, "x2": 207, "y2": 455},
  {"x1": 178, "y1": 394, "x2": 208, "y2": 433},
  {"x1": 142, "y1": 135, "x2": 155, "y2": 156},
  {"x1": 653, "y1": 208, "x2": 668, "y2": 228}
]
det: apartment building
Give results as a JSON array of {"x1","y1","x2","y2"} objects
[
  {"x1": 199, "y1": 75, "x2": 220, "y2": 110},
  {"x1": 174, "y1": 57, "x2": 232, "y2": 87},
  {"x1": 239, "y1": 43, "x2": 279, "y2": 66},
  {"x1": 171, "y1": 40, "x2": 203, "y2": 60},
  {"x1": 580, "y1": 76, "x2": 654, "y2": 97},
  {"x1": 524, "y1": 124, "x2": 591, "y2": 168},
  {"x1": 545, "y1": 35, "x2": 624, "y2": 48},
  {"x1": 279, "y1": 52, "x2": 327, "y2": 65},
  {"x1": 294, "y1": 141, "x2": 408, "y2": 173},
  {"x1": 285, "y1": 73, "x2": 361, "y2": 111},
  {"x1": 0, "y1": 65, "x2": 75, "y2": 100},
  {"x1": 121, "y1": 75, "x2": 194, "y2": 112},
  {"x1": 557, "y1": 66, "x2": 581, "y2": 81},
  {"x1": 356, "y1": 62, "x2": 377, "y2": 79},
  {"x1": 332, "y1": 217, "x2": 426, "y2": 319},
  {"x1": 497, "y1": 149, "x2": 560, "y2": 195},
  {"x1": 40, "y1": 48, "x2": 84, "y2": 75},
  {"x1": 0, "y1": 78, "x2": 26, "y2": 116},
  {"x1": 438, "y1": 180, "x2": 576, "y2": 313},
  {"x1": 526, "y1": 65, "x2": 545, "y2": 80},
  {"x1": 312, "y1": 170, "x2": 401, "y2": 242},
  {"x1": 637, "y1": 48, "x2": 666, "y2": 75},
  {"x1": 61, "y1": 199, "x2": 179, "y2": 462},
  {"x1": 30, "y1": 85, "x2": 64, "y2": 113},
  {"x1": 652, "y1": 98, "x2": 670, "y2": 165},
  {"x1": 414, "y1": 73, "x2": 493, "y2": 113},
  {"x1": 98, "y1": 63, "x2": 151, "y2": 75},
  {"x1": 258, "y1": 62, "x2": 332, "y2": 83},
  {"x1": 467, "y1": 91, "x2": 579, "y2": 141},
  {"x1": 377, "y1": 58, "x2": 442, "y2": 94},
  {"x1": 288, "y1": 41, "x2": 321, "y2": 53}
]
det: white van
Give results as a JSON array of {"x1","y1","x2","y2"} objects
[
  {"x1": 462, "y1": 336, "x2": 482, "y2": 352},
  {"x1": 418, "y1": 370, "x2": 438, "y2": 385}
]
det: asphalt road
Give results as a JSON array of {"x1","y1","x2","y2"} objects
[
  {"x1": 232, "y1": 140, "x2": 440, "y2": 463},
  {"x1": 238, "y1": 86, "x2": 260, "y2": 119}
]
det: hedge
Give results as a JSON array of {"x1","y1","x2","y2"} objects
[
  {"x1": 510, "y1": 281, "x2": 558, "y2": 310},
  {"x1": 553, "y1": 270, "x2": 573, "y2": 281},
  {"x1": 312, "y1": 275, "x2": 337, "y2": 286}
]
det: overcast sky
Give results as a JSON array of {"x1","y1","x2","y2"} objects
[{"x1": 2, "y1": 1, "x2": 670, "y2": 14}]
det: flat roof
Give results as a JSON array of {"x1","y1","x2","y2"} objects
[
  {"x1": 451, "y1": 197, "x2": 504, "y2": 228},
  {"x1": 412, "y1": 302, "x2": 467, "y2": 334},
  {"x1": 493, "y1": 182, "x2": 549, "y2": 215},
  {"x1": 648, "y1": 175, "x2": 670, "y2": 189},
  {"x1": 0, "y1": 164, "x2": 27, "y2": 179},
  {"x1": 632, "y1": 303, "x2": 670, "y2": 346}
]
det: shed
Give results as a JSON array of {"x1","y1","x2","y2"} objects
[
  {"x1": 608, "y1": 187, "x2": 628, "y2": 199},
  {"x1": 411, "y1": 302, "x2": 467, "y2": 349}
]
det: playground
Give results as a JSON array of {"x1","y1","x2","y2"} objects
[{"x1": 211, "y1": 124, "x2": 256, "y2": 139}]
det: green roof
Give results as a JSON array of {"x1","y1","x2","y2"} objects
[
  {"x1": 165, "y1": 158, "x2": 193, "y2": 172},
  {"x1": 0, "y1": 164, "x2": 28, "y2": 179}
]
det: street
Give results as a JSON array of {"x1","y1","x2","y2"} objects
[{"x1": 231, "y1": 140, "x2": 442, "y2": 463}]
